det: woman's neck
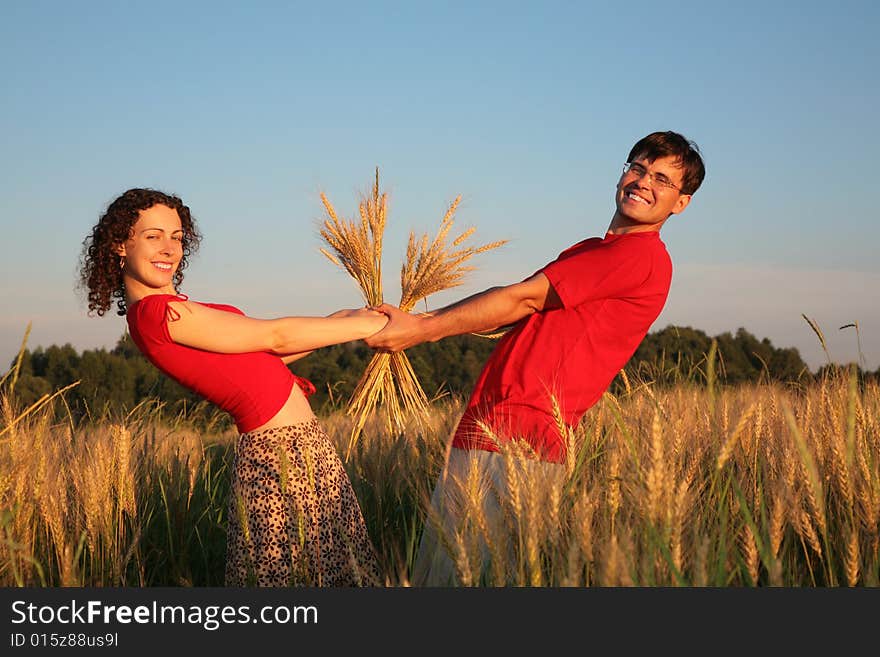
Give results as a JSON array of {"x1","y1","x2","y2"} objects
[{"x1": 124, "y1": 280, "x2": 178, "y2": 310}]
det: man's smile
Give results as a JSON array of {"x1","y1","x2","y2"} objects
[{"x1": 624, "y1": 190, "x2": 652, "y2": 205}]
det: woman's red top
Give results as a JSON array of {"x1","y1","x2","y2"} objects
[{"x1": 126, "y1": 294, "x2": 315, "y2": 433}]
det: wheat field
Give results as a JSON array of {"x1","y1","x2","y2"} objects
[{"x1": 1, "y1": 367, "x2": 877, "y2": 587}]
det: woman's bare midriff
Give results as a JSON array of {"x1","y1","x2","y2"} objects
[{"x1": 250, "y1": 384, "x2": 316, "y2": 433}]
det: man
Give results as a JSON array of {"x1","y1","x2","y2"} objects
[{"x1": 366, "y1": 131, "x2": 705, "y2": 584}]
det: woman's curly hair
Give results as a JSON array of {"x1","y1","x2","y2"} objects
[{"x1": 79, "y1": 188, "x2": 202, "y2": 316}]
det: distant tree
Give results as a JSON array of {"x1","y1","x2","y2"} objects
[
  {"x1": 291, "y1": 342, "x2": 372, "y2": 409},
  {"x1": 76, "y1": 348, "x2": 137, "y2": 417},
  {"x1": 111, "y1": 332, "x2": 142, "y2": 359},
  {"x1": 618, "y1": 325, "x2": 810, "y2": 389},
  {"x1": 1, "y1": 324, "x2": 826, "y2": 423},
  {"x1": 291, "y1": 335, "x2": 497, "y2": 409},
  {"x1": 769, "y1": 346, "x2": 813, "y2": 383},
  {"x1": 9, "y1": 373, "x2": 51, "y2": 404},
  {"x1": 625, "y1": 325, "x2": 713, "y2": 385},
  {"x1": 35, "y1": 344, "x2": 81, "y2": 388}
]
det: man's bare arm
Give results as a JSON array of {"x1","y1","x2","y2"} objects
[{"x1": 365, "y1": 273, "x2": 561, "y2": 352}]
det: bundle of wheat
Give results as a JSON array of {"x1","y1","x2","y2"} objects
[{"x1": 319, "y1": 168, "x2": 506, "y2": 458}]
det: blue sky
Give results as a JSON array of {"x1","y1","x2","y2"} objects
[{"x1": 2, "y1": 0, "x2": 878, "y2": 372}]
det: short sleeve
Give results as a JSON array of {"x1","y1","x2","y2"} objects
[
  {"x1": 127, "y1": 294, "x2": 183, "y2": 348},
  {"x1": 541, "y1": 239, "x2": 656, "y2": 308}
]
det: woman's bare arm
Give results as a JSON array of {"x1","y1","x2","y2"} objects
[{"x1": 165, "y1": 301, "x2": 388, "y2": 355}]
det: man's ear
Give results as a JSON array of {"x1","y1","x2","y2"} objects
[{"x1": 670, "y1": 194, "x2": 692, "y2": 215}]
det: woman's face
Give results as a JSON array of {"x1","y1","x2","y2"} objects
[{"x1": 116, "y1": 204, "x2": 184, "y2": 297}]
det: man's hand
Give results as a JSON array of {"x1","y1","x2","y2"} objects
[{"x1": 364, "y1": 304, "x2": 431, "y2": 352}]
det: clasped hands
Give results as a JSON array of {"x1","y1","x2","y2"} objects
[
  {"x1": 330, "y1": 304, "x2": 432, "y2": 351},
  {"x1": 365, "y1": 304, "x2": 435, "y2": 352}
]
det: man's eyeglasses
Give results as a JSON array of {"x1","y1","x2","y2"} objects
[{"x1": 622, "y1": 162, "x2": 682, "y2": 193}]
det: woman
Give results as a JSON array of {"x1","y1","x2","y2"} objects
[{"x1": 79, "y1": 187, "x2": 386, "y2": 587}]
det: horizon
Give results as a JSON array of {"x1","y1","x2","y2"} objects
[{"x1": 3, "y1": 301, "x2": 868, "y2": 376}]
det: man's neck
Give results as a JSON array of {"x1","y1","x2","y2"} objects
[{"x1": 607, "y1": 212, "x2": 666, "y2": 235}]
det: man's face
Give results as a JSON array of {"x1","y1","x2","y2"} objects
[{"x1": 615, "y1": 154, "x2": 692, "y2": 229}]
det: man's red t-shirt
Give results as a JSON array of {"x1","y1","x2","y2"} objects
[{"x1": 451, "y1": 231, "x2": 672, "y2": 463}]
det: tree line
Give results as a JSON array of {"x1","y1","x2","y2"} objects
[{"x1": 5, "y1": 325, "x2": 877, "y2": 427}]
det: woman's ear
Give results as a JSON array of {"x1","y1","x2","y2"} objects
[{"x1": 114, "y1": 243, "x2": 127, "y2": 257}]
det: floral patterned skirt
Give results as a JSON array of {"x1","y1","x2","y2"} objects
[{"x1": 225, "y1": 418, "x2": 380, "y2": 586}]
